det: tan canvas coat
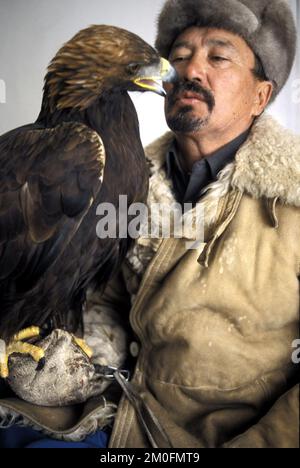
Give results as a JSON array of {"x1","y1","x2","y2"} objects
[
  {"x1": 107, "y1": 113, "x2": 300, "y2": 448},
  {"x1": 0, "y1": 114, "x2": 299, "y2": 447}
]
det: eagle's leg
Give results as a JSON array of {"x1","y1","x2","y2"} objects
[
  {"x1": 72, "y1": 336, "x2": 93, "y2": 359},
  {"x1": 13, "y1": 326, "x2": 41, "y2": 342},
  {"x1": 0, "y1": 327, "x2": 45, "y2": 379}
]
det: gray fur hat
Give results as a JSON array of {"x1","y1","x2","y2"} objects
[{"x1": 155, "y1": 0, "x2": 297, "y2": 100}]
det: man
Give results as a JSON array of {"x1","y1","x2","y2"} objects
[
  {"x1": 107, "y1": 0, "x2": 300, "y2": 448},
  {"x1": 0, "y1": 0, "x2": 299, "y2": 448}
]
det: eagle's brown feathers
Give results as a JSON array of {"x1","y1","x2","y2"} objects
[
  {"x1": 0, "y1": 25, "x2": 170, "y2": 341},
  {"x1": 45, "y1": 25, "x2": 160, "y2": 111}
]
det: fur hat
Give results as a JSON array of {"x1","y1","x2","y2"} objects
[{"x1": 155, "y1": 0, "x2": 297, "y2": 100}]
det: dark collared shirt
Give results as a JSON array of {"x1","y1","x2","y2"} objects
[{"x1": 165, "y1": 129, "x2": 250, "y2": 205}]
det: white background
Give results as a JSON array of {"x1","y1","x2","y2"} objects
[{"x1": 0, "y1": 0, "x2": 299, "y2": 145}]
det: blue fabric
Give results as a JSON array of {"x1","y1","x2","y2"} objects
[{"x1": 0, "y1": 425, "x2": 108, "y2": 448}]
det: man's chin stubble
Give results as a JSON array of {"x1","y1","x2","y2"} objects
[{"x1": 166, "y1": 107, "x2": 210, "y2": 134}]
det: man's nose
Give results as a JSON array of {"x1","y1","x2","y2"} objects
[{"x1": 181, "y1": 56, "x2": 207, "y2": 84}]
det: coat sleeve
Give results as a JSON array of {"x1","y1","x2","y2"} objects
[
  {"x1": 86, "y1": 270, "x2": 132, "y2": 315},
  {"x1": 222, "y1": 385, "x2": 299, "y2": 448},
  {"x1": 83, "y1": 270, "x2": 133, "y2": 370}
]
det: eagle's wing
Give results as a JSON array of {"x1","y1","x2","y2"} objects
[{"x1": 0, "y1": 122, "x2": 105, "y2": 288}]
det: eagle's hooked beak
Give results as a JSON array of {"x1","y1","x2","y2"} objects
[{"x1": 133, "y1": 58, "x2": 178, "y2": 97}]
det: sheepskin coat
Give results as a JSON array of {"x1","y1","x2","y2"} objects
[
  {"x1": 108, "y1": 113, "x2": 300, "y2": 448},
  {"x1": 0, "y1": 113, "x2": 299, "y2": 447}
]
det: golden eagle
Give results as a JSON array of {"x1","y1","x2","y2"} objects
[{"x1": 0, "y1": 25, "x2": 175, "y2": 377}]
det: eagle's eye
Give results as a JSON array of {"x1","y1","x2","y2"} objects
[{"x1": 126, "y1": 63, "x2": 141, "y2": 76}]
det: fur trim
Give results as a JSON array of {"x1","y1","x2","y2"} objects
[
  {"x1": 232, "y1": 115, "x2": 300, "y2": 205},
  {"x1": 146, "y1": 113, "x2": 300, "y2": 206},
  {"x1": 84, "y1": 292, "x2": 128, "y2": 369},
  {"x1": 126, "y1": 164, "x2": 234, "y2": 275},
  {"x1": 126, "y1": 113, "x2": 300, "y2": 276},
  {"x1": 155, "y1": 0, "x2": 297, "y2": 100},
  {"x1": 0, "y1": 400, "x2": 116, "y2": 442},
  {"x1": 126, "y1": 138, "x2": 236, "y2": 276}
]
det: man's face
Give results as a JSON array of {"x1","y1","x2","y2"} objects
[{"x1": 165, "y1": 27, "x2": 268, "y2": 136}]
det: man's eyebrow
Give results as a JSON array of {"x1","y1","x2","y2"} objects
[
  {"x1": 170, "y1": 41, "x2": 193, "y2": 53},
  {"x1": 170, "y1": 38, "x2": 239, "y2": 55},
  {"x1": 206, "y1": 38, "x2": 238, "y2": 52}
]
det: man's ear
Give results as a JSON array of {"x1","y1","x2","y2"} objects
[{"x1": 252, "y1": 81, "x2": 274, "y2": 117}]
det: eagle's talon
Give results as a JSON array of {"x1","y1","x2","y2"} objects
[
  {"x1": 0, "y1": 340, "x2": 9, "y2": 379},
  {"x1": 0, "y1": 327, "x2": 45, "y2": 378},
  {"x1": 13, "y1": 326, "x2": 41, "y2": 342},
  {"x1": 72, "y1": 335, "x2": 93, "y2": 359},
  {"x1": 36, "y1": 356, "x2": 46, "y2": 372}
]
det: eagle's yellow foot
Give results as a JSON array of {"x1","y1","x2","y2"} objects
[
  {"x1": 72, "y1": 336, "x2": 93, "y2": 359},
  {"x1": 0, "y1": 326, "x2": 45, "y2": 379}
]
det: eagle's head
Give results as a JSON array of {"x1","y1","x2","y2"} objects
[{"x1": 44, "y1": 25, "x2": 176, "y2": 112}]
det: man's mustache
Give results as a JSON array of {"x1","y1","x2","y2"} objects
[{"x1": 167, "y1": 79, "x2": 215, "y2": 113}]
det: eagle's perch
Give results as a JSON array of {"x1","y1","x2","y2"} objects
[{"x1": 0, "y1": 25, "x2": 175, "y2": 378}]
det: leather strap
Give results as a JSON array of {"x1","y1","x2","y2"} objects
[{"x1": 114, "y1": 370, "x2": 173, "y2": 448}]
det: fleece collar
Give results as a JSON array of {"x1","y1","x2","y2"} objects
[
  {"x1": 145, "y1": 113, "x2": 300, "y2": 208},
  {"x1": 125, "y1": 114, "x2": 300, "y2": 276}
]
